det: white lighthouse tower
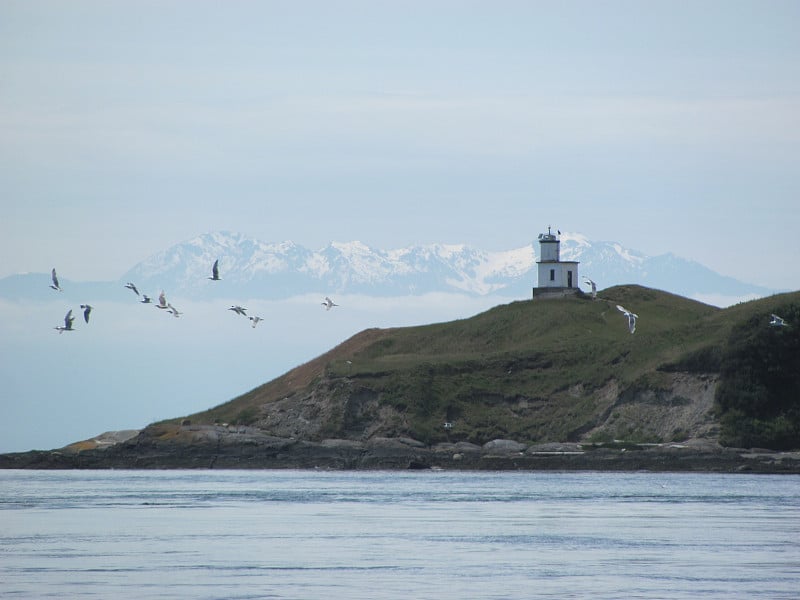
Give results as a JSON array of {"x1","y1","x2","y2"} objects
[{"x1": 532, "y1": 227, "x2": 580, "y2": 298}]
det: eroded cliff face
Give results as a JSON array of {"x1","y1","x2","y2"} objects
[
  {"x1": 578, "y1": 373, "x2": 720, "y2": 444},
  {"x1": 227, "y1": 371, "x2": 720, "y2": 447},
  {"x1": 247, "y1": 378, "x2": 411, "y2": 441}
]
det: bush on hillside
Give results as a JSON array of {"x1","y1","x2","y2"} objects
[{"x1": 715, "y1": 304, "x2": 800, "y2": 450}]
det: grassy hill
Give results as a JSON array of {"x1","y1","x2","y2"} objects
[{"x1": 172, "y1": 285, "x2": 800, "y2": 450}]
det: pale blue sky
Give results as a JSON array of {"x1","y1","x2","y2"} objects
[{"x1": 2, "y1": 0, "x2": 799, "y2": 289}]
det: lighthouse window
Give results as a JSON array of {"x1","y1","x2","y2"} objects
[{"x1": 550, "y1": 269, "x2": 555, "y2": 281}]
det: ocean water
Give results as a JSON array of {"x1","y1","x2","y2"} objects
[{"x1": 1, "y1": 470, "x2": 798, "y2": 599}]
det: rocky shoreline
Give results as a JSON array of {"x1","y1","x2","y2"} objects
[{"x1": 1, "y1": 425, "x2": 799, "y2": 473}]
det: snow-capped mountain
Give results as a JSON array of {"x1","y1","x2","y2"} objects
[
  {"x1": 120, "y1": 232, "x2": 535, "y2": 298},
  {"x1": 116, "y1": 231, "x2": 774, "y2": 302},
  {"x1": 0, "y1": 231, "x2": 776, "y2": 305}
]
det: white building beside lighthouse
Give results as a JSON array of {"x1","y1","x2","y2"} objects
[{"x1": 532, "y1": 227, "x2": 580, "y2": 298}]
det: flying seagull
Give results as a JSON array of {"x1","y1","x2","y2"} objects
[
  {"x1": 322, "y1": 297, "x2": 338, "y2": 311},
  {"x1": 124, "y1": 282, "x2": 140, "y2": 296},
  {"x1": 55, "y1": 309, "x2": 75, "y2": 333},
  {"x1": 249, "y1": 316, "x2": 263, "y2": 328},
  {"x1": 228, "y1": 305, "x2": 247, "y2": 316},
  {"x1": 616, "y1": 304, "x2": 638, "y2": 334},
  {"x1": 167, "y1": 303, "x2": 182, "y2": 318},
  {"x1": 583, "y1": 277, "x2": 597, "y2": 300},
  {"x1": 80, "y1": 304, "x2": 92, "y2": 323},
  {"x1": 208, "y1": 259, "x2": 221, "y2": 281},
  {"x1": 156, "y1": 291, "x2": 169, "y2": 310},
  {"x1": 140, "y1": 294, "x2": 152, "y2": 304},
  {"x1": 50, "y1": 268, "x2": 62, "y2": 291},
  {"x1": 769, "y1": 314, "x2": 788, "y2": 327}
]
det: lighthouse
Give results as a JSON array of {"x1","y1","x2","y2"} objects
[{"x1": 532, "y1": 227, "x2": 580, "y2": 299}]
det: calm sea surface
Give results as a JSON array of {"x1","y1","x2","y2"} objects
[{"x1": 1, "y1": 470, "x2": 798, "y2": 599}]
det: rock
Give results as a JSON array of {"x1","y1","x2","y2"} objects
[
  {"x1": 2, "y1": 427, "x2": 799, "y2": 473},
  {"x1": 526, "y1": 442, "x2": 584, "y2": 455},
  {"x1": 320, "y1": 438, "x2": 364, "y2": 450},
  {"x1": 482, "y1": 439, "x2": 528, "y2": 455},
  {"x1": 454, "y1": 441, "x2": 481, "y2": 454},
  {"x1": 61, "y1": 429, "x2": 141, "y2": 453},
  {"x1": 360, "y1": 437, "x2": 429, "y2": 469}
]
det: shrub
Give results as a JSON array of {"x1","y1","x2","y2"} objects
[{"x1": 715, "y1": 303, "x2": 800, "y2": 450}]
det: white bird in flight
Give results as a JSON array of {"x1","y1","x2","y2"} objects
[
  {"x1": 50, "y1": 268, "x2": 62, "y2": 291},
  {"x1": 616, "y1": 304, "x2": 638, "y2": 334},
  {"x1": 80, "y1": 304, "x2": 92, "y2": 323},
  {"x1": 769, "y1": 314, "x2": 788, "y2": 327},
  {"x1": 140, "y1": 294, "x2": 152, "y2": 304},
  {"x1": 125, "y1": 282, "x2": 140, "y2": 296},
  {"x1": 54, "y1": 309, "x2": 75, "y2": 333},
  {"x1": 583, "y1": 277, "x2": 597, "y2": 300},
  {"x1": 228, "y1": 305, "x2": 247, "y2": 316},
  {"x1": 322, "y1": 297, "x2": 338, "y2": 311},
  {"x1": 156, "y1": 291, "x2": 169, "y2": 310},
  {"x1": 208, "y1": 259, "x2": 221, "y2": 281},
  {"x1": 249, "y1": 316, "x2": 263, "y2": 328}
]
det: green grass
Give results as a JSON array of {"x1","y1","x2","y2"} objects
[{"x1": 167, "y1": 285, "x2": 800, "y2": 449}]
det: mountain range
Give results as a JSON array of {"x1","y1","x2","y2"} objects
[{"x1": 1, "y1": 231, "x2": 776, "y2": 303}]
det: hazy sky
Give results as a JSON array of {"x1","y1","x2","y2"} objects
[
  {"x1": 1, "y1": 0, "x2": 798, "y2": 290},
  {"x1": 2, "y1": 1, "x2": 800, "y2": 453}
]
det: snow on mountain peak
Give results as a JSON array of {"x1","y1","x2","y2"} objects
[
  {"x1": 328, "y1": 240, "x2": 374, "y2": 255},
  {"x1": 559, "y1": 231, "x2": 591, "y2": 248},
  {"x1": 484, "y1": 246, "x2": 536, "y2": 276},
  {"x1": 114, "y1": 230, "x2": 774, "y2": 302},
  {"x1": 611, "y1": 242, "x2": 645, "y2": 265},
  {"x1": 432, "y1": 243, "x2": 468, "y2": 259}
]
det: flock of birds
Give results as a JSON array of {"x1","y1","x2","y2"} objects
[
  {"x1": 581, "y1": 276, "x2": 788, "y2": 334},
  {"x1": 51, "y1": 259, "x2": 340, "y2": 333},
  {"x1": 51, "y1": 269, "x2": 89, "y2": 333}
]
